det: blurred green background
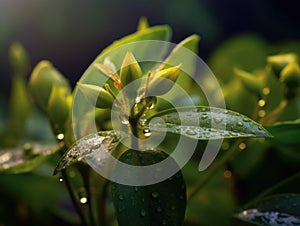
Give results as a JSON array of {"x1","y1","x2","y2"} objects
[{"x1": 1, "y1": 0, "x2": 299, "y2": 96}]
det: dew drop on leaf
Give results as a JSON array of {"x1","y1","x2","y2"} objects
[
  {"x1": 262, "y1": 87, "x2": 270, "y2": 95},
  {"x1": 56, "y1": 133, "x2": 65, "y2": 141},
  {"x1": 213, "y1": 117, "x2": 222, "y2": 123},
  {"x1": 237, "y1": 122, "x2": 244, "y2": 127},
  {"x1": 143, "y1": 129, "x2": 152, "y2": 137},
  {"x1": 79, "y1": 197, "x2": 88, "y2": 204}
]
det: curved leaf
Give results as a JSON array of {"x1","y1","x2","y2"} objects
[
  {"x1": 54, "y1": 131, "x2": 121, "y2": 174},
  {"x1": 144, "y1": 106, "x2": 272, "y2": 140},
  {"x1": 265, "y1": 119, "x2": 300, "y2": 145},
  {"x1": 0, "y1": 143, "x2": 62, "y2": 174},
  {"x1": 236, "y1": 194, "x2": 300, "y2": 226}
]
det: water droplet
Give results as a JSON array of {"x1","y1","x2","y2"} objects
[
  {"x1": 143, "y1": 129, "x2": 152, "y2": 137},
  {"x1": 201, "y1": 115, "x2": 208, "y2": 120},
  {"x1": 151, "y1": 192, "x2": 159, "y2": 199},
  {"x1": 209, "y1": 128, "x2": 217, "y2": 132},
  {"x1": 57, "y1": 133, "x2": 65, "y2": 140},
  {"x1": 237, "y1": 122, "x2": 243, "y2": 127},
  {"x1": 139, "y1": 118, "x2": 148, "y2": 126},
  {"x1": 59, "y1": 177, "x2": 64, "y2": 182},
  {"x1": 258, "y1": 110, "x2": 266, "y2": 118},
  {"x1": 162, "y1": 219, "x2": 167, "y2": 225},
  {"x1": 186, "y1": 130, "x2": 197, "y2": 136},
  {"x1": 171, "y1": 206, "x2": 176, "y2": 211},
  {"x1": 140, "y1": 209, "x2": 146, "y2": 217},
  {"x1": 223, "y1": 170, "x2": 232, "y2": 178},
  {"x1": 262, "y1": 87, "x2": 270, "y2": 95},
  {"x1": 148, "y1": 103, "x2": 155, "y2": 109},
  {"x1": 243, "y1": 117, "x2": 251, "y2": 122},
  {"x1": 118, "y1": 194, "x2": 124, "y2": 201},
  {"x1": 258, "y1": 99, "x2": 266, "y2": 107},
  {"x1": 193, "y1": 108, "x2": 200, "y2": 112},
  {"x1": 239, "y1": 143, "x2": 246, "y2": 150},
  {"x1": 156, "y1": 207, "x2": 162, "y2": 213},
  {"x1": 201, "y1": 107, "x2": 207, "y2": 112},
  {"x1": 134, "y1": 186, "x2": 139, "y2": 192},
  {"x1": 213, "y1": 117, "x2": 222, "y2": 123},
  {"x1": 80, "y1": 197, "x2": 88, "y2": 204},
  {"x1": 179, "y1": 195, "x2": 184, "y2": 200},
  {"x1": 222, "y1": 142, "x2": 229, "y2": 150},
  {"x1": 135, "y1": 96, "x2": 142, "y2": 103}
]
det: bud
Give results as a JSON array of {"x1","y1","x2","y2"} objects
[
  {"x1": 137, "y1": 16, "x2": 149, "y2": 31},
  {"x1": 29, "y1": 61, "x2": 70, "y2": 112},
  {"x1": 280, "y1": 62, "x2": 300, "y2": 87},
  {"x1": 9, "y1": 42, "x2": 30, "y2": 76},
  {"x1": 234, "y1": 67, "x2": 263, "y2": 96},
  {"x1": 120, "y1": 52, "x2": 142, "y2": 97},
  {"x1": 267, "y1": 53, "x2": 297, "y2": 76},
  {"x1": 77, "y1": 83, "x2": 114, "y2": 109},
  {"x1": 280, "y1": 62, "x2": 300, "y2": 99},
  {"x1": 147, "y1": 65, "x2": 181, "y2": 96},
  {"x1": 47, "y1": 85, "x2": 71, "y2": 135}
]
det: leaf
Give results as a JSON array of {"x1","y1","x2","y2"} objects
[
  {"x1": 144, "y1": 106, "x2": 272, "y2": 140},
  {"x1": 265, "y1": 119, "x2": 300, "y2": 145},
  {"x1": 0, "y1": 143, "x2": 62, "y2": 174},
  {"x1": 54, "y1": 130, "x2": 121, "y2": 174},
  {"x1": 208, "y1": 34, "x2": 268, "y2": 84},
  {"x1": 236, "y1": 194, "x2": 300, "y2": 226}
]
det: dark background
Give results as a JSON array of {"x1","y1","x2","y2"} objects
[{"x1": 1, "y1": 0, "x2": 299, "y2": 96}]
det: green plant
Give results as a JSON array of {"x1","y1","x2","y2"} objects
[{"x1": 0, "y1": 19, "x2": 300, "y2": 226}]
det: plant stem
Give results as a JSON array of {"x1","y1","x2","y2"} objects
[
  {"x1": 187, "y1": 139, "x2": 241, "y2": 201},
  {"x1": 61, "y1": 169, "x2": 88, "y2": 226}
]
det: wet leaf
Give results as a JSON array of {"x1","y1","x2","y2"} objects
[
  {"x1": 144, "y1": 106, "x2": 272, "y2": 140},
  {"x1": 265, "y1": 119, "x2": 300, "y2": 145},
  {"x1": 0, "y1": 143, "x2": 62, "y2": 174},
  {"x1": 54, "y1": 130, "x2": 121, "y2": 174},
  {"x1": 236, "y1": 194, "x2": 300, "y2": 226}
]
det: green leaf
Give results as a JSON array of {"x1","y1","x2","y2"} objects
[
  {"x1": 265, "y1": 119, "x2": 300, "y2": 145},
  {"x1": 236, "y1": 194, "x2": 300, "y2": 226},
  {"x1": 0, "y1": 143, "x2": 62, "y2": 174},
  {"x1": 111, "y1": 149, "x2": 186, "y2": 226},
  {"x1": 144, "y1": 106, "x2": 272, "y2": 140},
  {"x1": 157, "y1": 34, "x2": 200, "y2": 90},
  {"x1": 54, "y1": 130, "x2": 120, "y2": 174}
]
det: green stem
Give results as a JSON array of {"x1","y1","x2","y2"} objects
[
  {"x1": 61, "y1": 169, "x2": 88, "y2": 226},
  {"x1": 187, "y1": 139, "x2": 242, "y2": 201}
]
